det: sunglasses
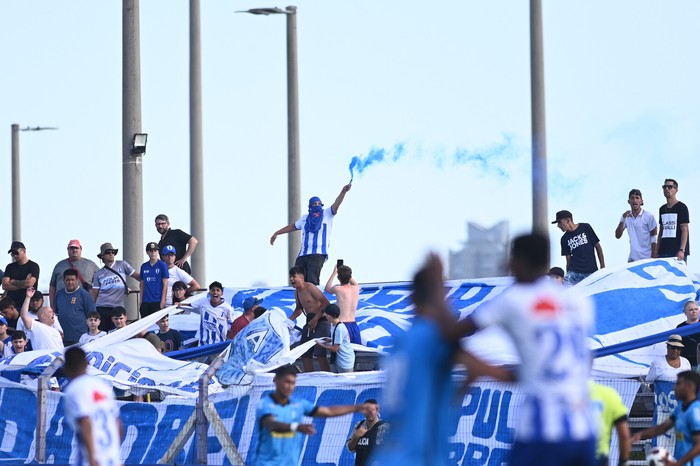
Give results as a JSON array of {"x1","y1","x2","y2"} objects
[
  {"x1": 667, "y1": 345, "x2": 682, "y2": 350},
  {"x1": 103, "y1": 250, "x2": 117, "y2": 255},
  {"x1": 662, "y1": 185, "x2": 675, "y2": 190}
]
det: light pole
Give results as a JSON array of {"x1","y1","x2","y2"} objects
[
  {"x1": 530, "y1": 0, "x2": 548, "y2": 237},
  {"x1": 10, "y1": 124, "x2": 58, "y2": 240},
  {"x1": 238, "y1": 6, "x2": 301, "y2": 270}
]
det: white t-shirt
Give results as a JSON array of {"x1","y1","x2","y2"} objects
[
  {"x1": 79, "y1": 331, "x2": 107, "y2": 346},
  {"x1": 64, "y1": 374, "x2": 122, "y2": 466},
  {"x1": 646, "y1": 355, "x2": 691, "y2": 383},
  {"x1": 622, "y1": 209, "x2": 658, "y2": 261},
  {"x1": 471, "y1": 277, "x2": 596, "y2": 442},
  {"x1": 197, "y1": 300, "x2": 233, "y2": 346},
  {"x1": 26, "y1": 320, "x2": 63, "y2": 351},
  {"x1": 17, "y1": 311, "x2": 63, "y2": 338},
  {"x1": 165, "y1": 266, "x2": 194, "y2": 306},
  {"x1": 331, "y1": 322, "x2": 355, "y2": 370}
]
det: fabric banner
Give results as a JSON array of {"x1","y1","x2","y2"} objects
[
  {"x1": 650, "y1": 379, "x2": 677, "y2": 452},
  {"x1": 0, "y1": 374, "x2": 640, "y2": 465}
]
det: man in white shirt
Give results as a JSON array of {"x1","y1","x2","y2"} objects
[
  {"x1": 20, "y1": 288, "x2": 63, "y2": 351},
  {"x1": 614, "y1": 188, "x2": 658, "y2": 261}
]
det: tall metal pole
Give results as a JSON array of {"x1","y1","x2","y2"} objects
[
  {"x1": 123, "y1": 0, "x2": 144, "y2": 321},
  {"x1": 11, "y1": 124, "x2": 20, "y2": 241},
  {"x1": 530, "y1": 0, "x2": 548, "y2": 237},
  {"x1": 190, "y1": 0, "x2": 206, "y2": 284},
  {"x1": 286, "y1": 5, "x2": 301, "y2": 269}
]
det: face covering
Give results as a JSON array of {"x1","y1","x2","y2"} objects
[{"x1": 304, "y1": 197, "x2": 324, "y2": 233}]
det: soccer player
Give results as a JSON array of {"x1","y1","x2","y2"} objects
[
  {"x1": 452, "y1": 233, "x2": 597, "y2": 465},
  {"x1": 253, "y1": 364, "x2": 367, "y2": 465},
  {"x1": 589, "y1": 381, "x2": 631, "y2": 466},
  {"x1": 63, "y1": 346, "x2": 123, "y2": 466},
  {"x1": 632, "y1": 371, "x2": 700, "y2": 465}
]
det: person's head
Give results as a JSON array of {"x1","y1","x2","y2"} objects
[
  {"x1": 62, "y1": 268, "x2": 80, "y2": 292},
  {"x1": 627, "y1": 189, "x2": 644, "y2": 211},
  {"x1": 29, "y1": 290, "x2": 44, "y2": 312},
  {"x1": 254, "y1": 306, "x2": 267, "y2": 319},
  {"x1": 7, "y1": 241, "x2": 27, "y2": 263},
  {"x1": 209, "y1": 281, "x2": 224, "y2": 303},
  {"x1": 37, "y1": 307, "x2": 56, "y2": 326},
  {"x1": 308, "y1": 196, "x2": 323, "y2": 210},
  {"x1": 146, "y1": 242, "x2": 160, "y2": 260},
  {"x1": 324, "y1": 303, "x2": 341, "y2": 322},
  {"x1": 0, "y1": 316, "x2": 8, "y2": 336},
  {"x1": 338, "y1": 265, "x2": 353, "y2": 285},
  {"x1": 162, "y1": 245, "x2": 177, "y2": 266},
  {"x1": 363, "y1": 399, "x2": 380, "y2": 422},
  {"x1": 663, "y1": 178, "x2": 679, "y2": 200},
  {"x1": 157, "y1": 314, "x2": 170, "y2": 332},
  {"x1": 684, "y1": 301, "x2": 699, "y2": 324},
  {"x1": 97, "y1": 243, "x2": 118, "y2": 263},
  {"x1": 112, "y1": 308, "x2": 127, "y2": 329},
  {"x1": 289, "y1": 266, "x2": 305, "y2": 288},
  {"x1": 666, "y1": 334, "x2": 684, "y2": 358},
  {"x1": 547, "y1": 267, "x2": 565, "y2": 283},
  {"x1": 273, "y1": 365, "x2": 299, "y2": 399},
  {"x1": 0, "y1": 298, "x2": 18, "y2": 320},
  {"x1": 243, "y1": 297, "x2": 263, "y2": 315},
  {"x1": 509, "y1": 233, "x2": 550, "y2": 283},
  {"x1": 11, "y1": 330, "x2": 27, "y2": 353},
  {"x1": 675, "y1": 371, "x2": 700, "y2": 402},
  {"x1": 63, "y1": 346, "x2": 89, "y2": 379},
  {"x1": 172, "y1": 281, "x2": 188, "y2": 303},
  {"x1": 551, "y1": 210, "x2": 574, "y2": 232},
  {"x1": 155, "y1": 214, "x2": 170, "y2": 234},
  {"x1": 86, "y1": 311, "x2": 101, "y2": 331},
  {"x1": 66, "y1": 239, "x2": 83, "y2": 260}
]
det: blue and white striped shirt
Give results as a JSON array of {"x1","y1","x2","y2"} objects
[
  {"x1": 294, "y1": 207, "x2": 335, "y2": 257},
  {"x1": 197, "y1": 300, "x2": 234, "y2": 346}
]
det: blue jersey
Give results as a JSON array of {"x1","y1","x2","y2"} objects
[
  {"x1": 139, "y1": 260, "x2": 169, "y2": 303},
  {"x1": 254, "y1": 393, "x2": 317, "y2": 466},
  {"x1": 294, "y1": 206, "x2": 335, "y2": 257},
  {"x1": 672, "y1": 399, "x2": 700, "y2": 462},
  {"x1": 371, "y1": 318, "x2": 455, "y2": 466}
]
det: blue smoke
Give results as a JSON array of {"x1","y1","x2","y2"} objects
[{"x1": 348, "y1": 135, "x2": 518, "y2": 181}]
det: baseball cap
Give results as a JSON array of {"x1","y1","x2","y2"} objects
[
  {"x1": 8, "y1": 241, "x2": 25, "y2": 253},
  {"x1": 146, "y1": 242, "x2": 159, "y2": 251},
  {"x1": 67, "y1": 239, "x2": 82, "y2": 249},
  {"x1": 324, "y1": 304, "x2": 341, "y2": 318},
  {"x1": 551, "y1": 210, "x2": 573, "y2": 224},
  {"x1": 243, "y1": 297, "x2": 263, "y2": 312},
  {"x1": 0, "y1": 316, "x2": 7, "y2": 326},
  {"x1": 162, "y1": 245, "x2": 176, "y2": 255}
]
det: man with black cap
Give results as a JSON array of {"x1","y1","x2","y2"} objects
[
  {"x1": 552, "y1": 210, "x2": 605, "y2": 286},
  {"x1": 2, "y1": 241, "x2": 40, "y2": 308},
  {"x1": 228, "y1": 296, "x2": 263, "y2": 339},
  {"x1": 270, "y1": 183, "x2": 352, "y2": 285},
  {"x1": 316, "y1": 303, "x2": 355, "y2": 373}
]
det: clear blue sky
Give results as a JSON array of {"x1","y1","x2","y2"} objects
[{"x1": 2, "y1": 1, "x2": 700, "y2": 289}]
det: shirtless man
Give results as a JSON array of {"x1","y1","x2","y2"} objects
[
  {"x1": 325, "y1": 264, "x2": 361, "y2": 344},
  {"x1": 288, "y1": 266, "x2": 331, "y2": 372}
]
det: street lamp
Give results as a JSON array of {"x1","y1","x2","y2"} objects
[
  {"x1": 10, "y1": 124, "x2": 58, "y2": 240},
  {"x1": 238, "y1": 5, "x2": 301, "y2": 270},
  {"x1": 131, "y1": 132, "x2": 148, "y2": 155}
]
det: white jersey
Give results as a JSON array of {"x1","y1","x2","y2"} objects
[
  {"x1": 294, "y1": 206, "x2": 335, "y2": 257},
  {"x1": 165, "y1": 266, "x2": 193, "y2": 306},
  {"x1": 79, "y1": 331, "x2": 107, "y2": 346},
  {"x1": 197, "y1": 300, "x2": 233, "y2": 346},
  {"x1": 64, "y1": 374, "x2": 122, "y2": 466},
  {"x1": 26, "y1": 321, "x2": 63, "y2": 351},
  {"x1": 471, "y1": 277, "x2": 596, "y2": 442}
]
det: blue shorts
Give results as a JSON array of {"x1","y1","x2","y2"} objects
[
  {"x1": 344, "y1": 321, "x2": 362, "y2": 344},
  {"x1": 509, "y1": 438, "x2": 596, "y2": 466}
]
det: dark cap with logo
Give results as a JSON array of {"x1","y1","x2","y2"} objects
[{"x1": 551, "y1": 210, "x2": 573, "y2": 224}]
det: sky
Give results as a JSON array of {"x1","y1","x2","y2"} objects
[{"x1": 2, "y1": 1, "x2": 700, "y2": 290}]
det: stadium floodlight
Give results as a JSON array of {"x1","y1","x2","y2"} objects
[{"x1": 131, "y1": 133, "x2": 148, "y2": 156}]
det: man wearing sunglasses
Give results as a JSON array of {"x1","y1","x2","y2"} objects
[
  {"x1": 656, "y1": 178, "x2": 690, "y2": 262},
  {"x1": 2, "y1": 241, "x2": 40, "y2": 308}
]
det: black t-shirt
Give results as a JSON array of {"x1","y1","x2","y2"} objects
[
  {"x1": 158, "y1": 229, "x2": 193, "y2": 273},
  {"x1": 658, "y1": 201, "x2": 690, "y2": 257},
  {"x1": 560, "y1": 223, "x2": 600, "y2": 274},
  {"x1": 677, "y1": 321, "x2": 700, "y2": 366},
  {"x1": 3, "y1": 260, "x2": 40, "y2": 307},
  {"x1": 158, "y1": 329, "x2": 183, "y2": 353},
  {"x1": 353, "y1": 420, "x2": 388, "y2": 466}
]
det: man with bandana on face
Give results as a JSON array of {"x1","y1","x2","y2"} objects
[{"x1": 270, "y1": 183, "x2": 352, "y2": 285}]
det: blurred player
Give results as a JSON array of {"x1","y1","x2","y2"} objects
[{"x1": 589, "y1": 381, "x2": 631, "y2": 465}]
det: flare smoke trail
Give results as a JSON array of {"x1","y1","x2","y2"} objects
[{"x1": 348, "y1": 134, "x2": 517, "y2": 182}]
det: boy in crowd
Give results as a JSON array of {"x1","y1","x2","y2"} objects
[
  {"x1": 0, "y1": 298, "x2": 19, "y2": 330},
  {"x1": 316, "y1": 304, "x2": 355, "y2": 373},
  {"x1": 79, "y1": 312, "x2": 106, "y2": 345},
  {"x1": 195, "y1": 281, "x2": 233, "y2": 346},
  {"x1": 4, "y1": 330, "x2": 27, "y2": 357},
  {"x1": 0, "y1": 317, "x2": 10, "y2": 355},
  {"x1": 325, "y1": 264, "x2": 362, "y2": 344},
  {"x1": 139, "y1": 242, "x2": 169, "y2": 317},
  {"x1": 156, "y1": 314, "x2": 183, "y2": 353}
]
